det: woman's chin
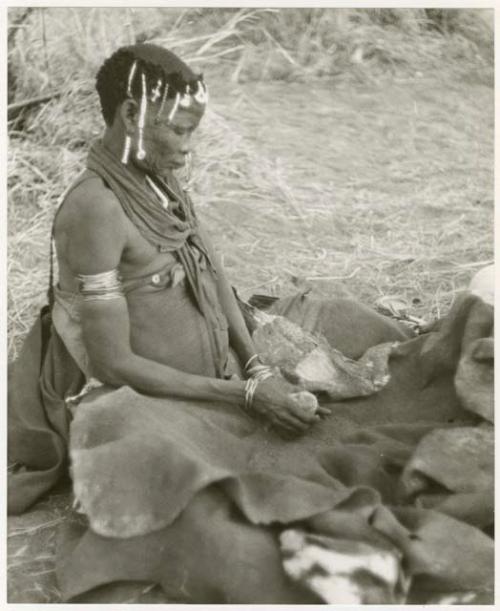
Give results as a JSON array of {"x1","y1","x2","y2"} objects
[
  {"x1": 138, "y1": 153, "x2": 183, "y2": 171},
  {"x1": 169, "y1": 160, "x2": 185, "y2": 170},
  {"x1": 147, "y1": 162, "x2": 184, "y2": 178},
  {"x1": 156, "y1": 161, "x2": 184, "y2": 173}
]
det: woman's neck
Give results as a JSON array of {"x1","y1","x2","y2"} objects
[{"x1": 101, "y1": 128, "x2": 148, "y2": 186}]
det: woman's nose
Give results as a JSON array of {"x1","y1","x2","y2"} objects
[{"x1": 178, "y1": 133, "x2": 192, "y2": 155}]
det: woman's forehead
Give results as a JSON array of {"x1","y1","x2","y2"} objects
[{"x1": 160, "y1": 105, "x2": 204, "y2": 128}]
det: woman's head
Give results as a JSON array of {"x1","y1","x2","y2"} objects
[
  {"x1": 96, "y1": 43, "x2": 206, "y2": 126},
  {"x1": 96, "y1": 44, "x2": 207, "y2": 173}
]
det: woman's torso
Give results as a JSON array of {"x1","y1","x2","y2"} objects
[{"x1": 53, "y1": 170, "x2": 228, "y2": 379}]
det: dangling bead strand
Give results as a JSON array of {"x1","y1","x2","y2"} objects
[
  {"x1": 136, "y1": 71, "x2": 148, "y2": 161},
  {"x1": 122, "y1": 60, "x2": 138, "y2": 164},
  {"x1": 121, "y1": 134, "x2": 131, "y2": 164},
  {"x1": 126, "y1": 60, "x2": 137, "y2": 97},
  {"x1": 156, "y1": 83, "x2": 169, "y2": 122},
  {"x1": 167, "y1": 91, "x2": 180, "y2": 124}
]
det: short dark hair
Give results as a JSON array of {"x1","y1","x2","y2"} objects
[{"x1": 95, "y1": 44, "x2": 201, "y2": 126}]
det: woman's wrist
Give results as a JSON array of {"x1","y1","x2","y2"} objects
[{"x1": 204, "y1": 376, "x2": 247, "y2": 407}]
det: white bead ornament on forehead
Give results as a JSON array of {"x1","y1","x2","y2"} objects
[
  {"x1": 151, "y1": 78, "x2": 162, "y2": 102},
  {"x1": 179, "y1": 84, "x2": 192, "y2": 108},
  {"x1": 194, "y1": 80, "x2": 208, "y2": 105}
]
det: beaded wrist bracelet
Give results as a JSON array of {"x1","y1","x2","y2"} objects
[
  {"x1": 244, "y1": 354, "x2": 260, "y2": 372},
  {"x1": 243, "y1": 354, "x2": 274, "y2": 412}
]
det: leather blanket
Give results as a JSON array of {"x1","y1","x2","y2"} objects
[
  {"x1": 59, "y1": 294, "x2": 494, "y2": 604},
  {"x1": 8, "y1": 291, "x2": 494, "y2": 603}
]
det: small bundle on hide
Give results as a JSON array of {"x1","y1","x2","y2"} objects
[
  {"x1": 286, "y1": 389, "x2": 319, "y2": 416},
  {"x1": 242, "y1": 300, "x2": 393, "y2": 400}
]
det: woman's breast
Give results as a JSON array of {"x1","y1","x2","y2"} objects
[{"x1": 125, "y1": 267, "x2": 227, "y2": 378}]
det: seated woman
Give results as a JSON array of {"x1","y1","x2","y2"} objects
[
  {"x1": 52, "y1": 43, "x2": 410, "y2": 436},
  {"x1": 8, "y1": 43, "x2": 493, "y2": 605}
]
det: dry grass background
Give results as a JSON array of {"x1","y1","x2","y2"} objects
[{"x1": 7, "y1": 7, "x2": 494, "y2": 603}]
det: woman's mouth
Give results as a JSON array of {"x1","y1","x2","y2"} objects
[{"x1": 170, "y1": 159, "x2": 185, "y2": 168}]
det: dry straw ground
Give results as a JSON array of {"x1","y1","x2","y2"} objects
[{"x1": 7, "y1": 7, "x2": 494, "y2": 604}]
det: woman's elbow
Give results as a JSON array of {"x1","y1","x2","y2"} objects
[{"x1": 89, "y1": 351, "x2": 134, "y2": 387}]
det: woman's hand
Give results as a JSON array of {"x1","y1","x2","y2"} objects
[{"x1": 251, "y1": 376, "x2": 330, "y2": 437}]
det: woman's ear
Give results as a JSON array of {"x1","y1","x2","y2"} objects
[{"x1": 118, "y1": 99, "x2": 139, "y2": 133}]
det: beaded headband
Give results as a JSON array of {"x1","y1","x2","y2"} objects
[
  {"x1": 122, "y1": 59, "x2": 208, "y2": 163},
  {"x1": 125, "y1": 61, "x2": 208, "y2": 117}
]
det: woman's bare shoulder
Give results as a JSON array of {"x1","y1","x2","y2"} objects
[
  {"x1": 54, "y1": 172, "x2": 127, "y2": 273},
  {"x1": 56, "y1": 172, "x2": 124, "y2": 232}
]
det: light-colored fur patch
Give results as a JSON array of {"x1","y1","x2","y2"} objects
[{"x1": 280, "y1": 529, "x2": 409, "y2": 604}]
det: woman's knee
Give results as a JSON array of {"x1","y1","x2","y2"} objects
[
  {"x1": 168, "y1": 487, "x2": 314, "y2": 603},
  {"x1": 313, "y1": 298, "x2": 413, "y2": 358}
]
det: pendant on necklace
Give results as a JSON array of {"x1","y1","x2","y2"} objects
[{"x1": 146, "y1": 175, "x2": 169, "y2": 210}]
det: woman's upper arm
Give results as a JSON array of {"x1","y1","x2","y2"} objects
[
  {"x1": 64, "y1": 186, "x2": 126, "y2": 275},
  {"x1": 63, "y1": 188, "x2": 132, "y2": 378}
]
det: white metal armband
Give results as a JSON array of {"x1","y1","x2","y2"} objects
[{"x1": 76, "y1": 269, "x2": 124, "y2": 301}]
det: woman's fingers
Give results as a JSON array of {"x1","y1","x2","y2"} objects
[
  {"x1": 278, "y1": 415, "x2": 310, "y2": 432},
  {"x1": 288, "y1": 403, "x2": 320, "y2": 424},
  {"x1": 317, "y1": 406, "x2": 332, "y2": 417},
  {"x1": 270, "y1": 408, "x2": 309, "y2": 430},
  {"x1": 277, "y1": 407, "x2": 318, "y2": 431}
]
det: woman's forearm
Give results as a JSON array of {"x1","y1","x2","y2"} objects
[
  {"x1": 95, "y1": 351, "x2": 246, "y2": 405},
  {"x1": 215, "y1": 266, "x2": 257, "y2": 367},
  {"x1": 224, "y1": 295, "x2": 256, "y2": 366}
]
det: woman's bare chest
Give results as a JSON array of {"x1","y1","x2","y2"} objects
[{"x1": 120, "y1": 214, "x2": 177, "y2": 277}]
